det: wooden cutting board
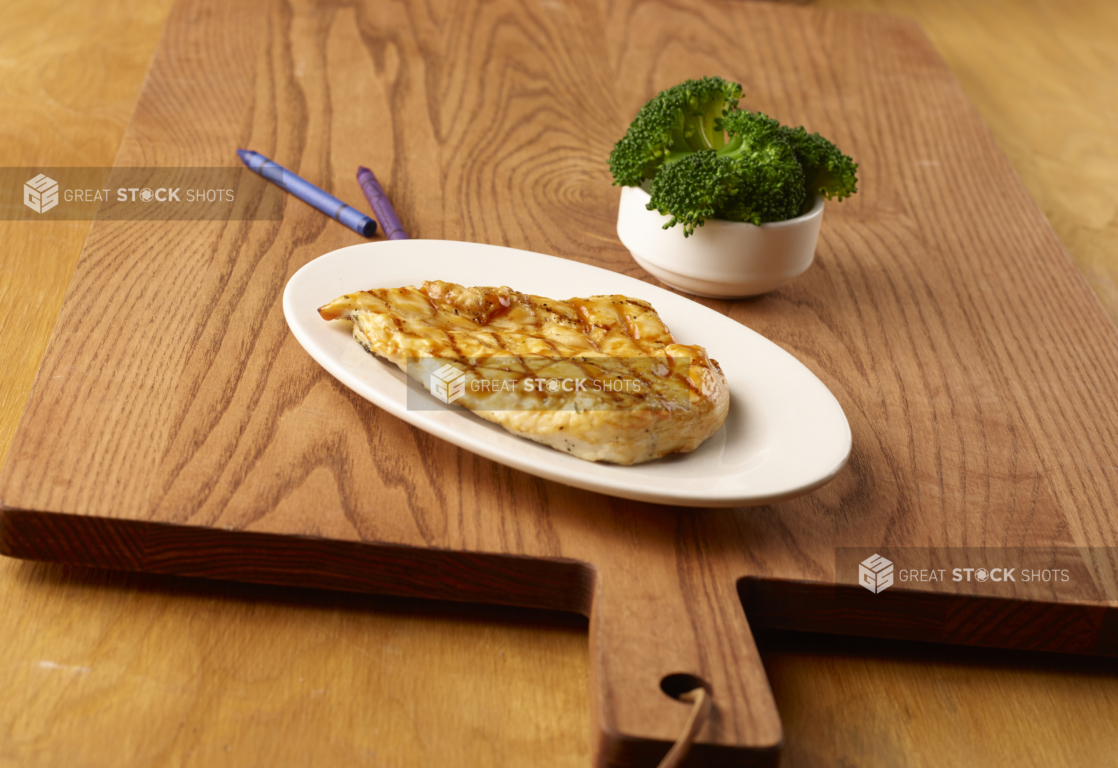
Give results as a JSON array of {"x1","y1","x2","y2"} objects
[{"x1": 3, "y1": 0, "x2": 1118, "y2": 764}]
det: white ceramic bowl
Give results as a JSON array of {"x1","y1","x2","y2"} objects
[{"x1": 616, "y1": 184, "x2": 824, "y2": 298}]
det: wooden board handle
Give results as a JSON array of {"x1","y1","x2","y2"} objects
[{"x1": 588, "y1": 561, "x2": 783, "y2": 767}]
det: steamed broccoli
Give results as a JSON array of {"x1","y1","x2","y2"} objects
[
  {"x1": 609, "y1": 77, "x2": 858, "y2": 236},
  {"x1": 777, "y1": 123, "x2": 859, "y2": 203},
  {"x1": 608, "y1": 76, "x2": 743, "y2": 187}
]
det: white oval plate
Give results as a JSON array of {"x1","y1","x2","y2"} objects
[{"x1": 283, "y1": 240, "x2": 850, "y2": 508}]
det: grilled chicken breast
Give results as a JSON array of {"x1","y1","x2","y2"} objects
[{"x1": 318, "y1": 281, "x2": 728, "y2": 465}]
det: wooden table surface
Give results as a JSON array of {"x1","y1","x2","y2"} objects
[{"x1": 1, "y1": 0, "x2": 1116, "y2": 766}]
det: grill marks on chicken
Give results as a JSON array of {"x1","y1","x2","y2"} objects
[{"x1": 318, "y1": 281, "x2": 729, "y2": 465}]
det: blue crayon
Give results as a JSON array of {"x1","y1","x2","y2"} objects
[{"x1": 237, "y1": 149, "x2": 376, "y2": 238}]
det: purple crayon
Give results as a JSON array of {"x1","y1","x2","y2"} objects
[{"x1": 356, "y1": 166, "x2": 409, "y2": 240}]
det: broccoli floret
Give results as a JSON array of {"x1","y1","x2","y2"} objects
[
  {"x1": 647, "y1": 111, "x2": 805, "y2": 234},
  {"x1": 777, "y1": 124, "x2": 859, "y2": 202},
  {"x1": 646, "y1": 152, "x2": 738, "y2": 236},
  {"x1": 608, "y1": 76, "x2": 743, "y2": 187},
  {"x1": 609, "y1": 78, "x2": 858, "y2": 235},
  {"x1": 717, "y1": 110, "x2": 806, "y2": 224}
]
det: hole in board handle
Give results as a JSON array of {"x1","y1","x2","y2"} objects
[{"x1": 659, "y1": 673, "x2": 711, "y2": 701}]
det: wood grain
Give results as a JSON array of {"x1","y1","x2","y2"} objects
[
  {"x1": 757, "y1": 629, "x2": 1118, "y2": 768},
  {"x1": 818, "y1": 0, "x2": 1118, "y2": 328},
  {"x1": 0, "y1": 0, "x2": 171, "y2": 464},
  {"x1": 0, "y1": 4, "x2": 588, "y2": 767},
  {"x1": 6, "y1": 1, "x2": 1118, "y2": 768},
  {"x1": 755, "y1": 2, "x2": 1118, "y2": 764}
]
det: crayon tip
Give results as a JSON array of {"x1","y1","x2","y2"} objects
[{"x1": 236, "y1": 149, "x2": 252, "y2": 165}]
